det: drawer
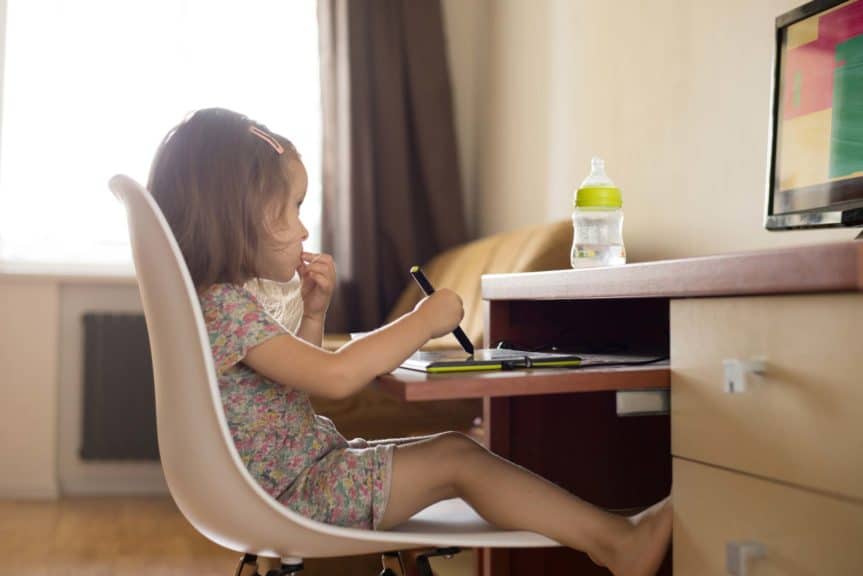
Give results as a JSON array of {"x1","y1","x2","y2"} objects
[
  {"x1": 674, "y1": 457, "x2": 863, "y2": 575},
  {"x1": 671, "y1": 294, "x2": 863, "y2": 501}
]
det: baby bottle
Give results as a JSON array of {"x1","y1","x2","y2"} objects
[{"x1": 570, "y1": 157, "x2": 626, "y2": 268}]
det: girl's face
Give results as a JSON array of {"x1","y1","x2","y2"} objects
[{"x1": 257, "y1": 156, "x2": 309, "y2": 283}]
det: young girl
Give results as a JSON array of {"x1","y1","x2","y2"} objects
[{"x1": 148, "y1": 108, "x2": 672, "y2": 576}]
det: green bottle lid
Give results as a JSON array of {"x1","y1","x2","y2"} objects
[
  {"x1": 574, "y1": 157, "x2": 622, "y2": 208},
  {"x1": 575, "y1": 186, "x2": 622, "y2": 208}
]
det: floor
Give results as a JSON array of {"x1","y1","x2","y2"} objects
[{"x1": 0, "y1": 497, "x2": 474, "y2": 576}]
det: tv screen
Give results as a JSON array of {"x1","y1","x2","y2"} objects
[{"x1": 766, "y1": 0, "x2": 863, "y2": 230}]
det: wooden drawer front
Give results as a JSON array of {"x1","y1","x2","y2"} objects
[
  {"x1": 674, "y1": 458, "x2": 863, "y2": 575},
  {"x1": 671, "y1": 294, "x2": 863, "y2": 501}
]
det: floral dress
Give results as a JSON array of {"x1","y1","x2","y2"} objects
[{"x1": 199, "y1": 283, "x2": 394, "y2": 529}]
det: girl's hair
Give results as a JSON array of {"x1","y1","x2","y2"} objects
[{"x1": 148, "y1": 108, "x2": 297, "y2": 290}]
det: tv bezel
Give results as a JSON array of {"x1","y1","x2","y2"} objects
[{"x1": 765, "y1": 0, "x2": 863, "y2": 231}]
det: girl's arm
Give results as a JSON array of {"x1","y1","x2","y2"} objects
[
  {"x1": 243, "y1": 289, "x2": 463, "y2": 400},
  {"x1": 295, "y1": 314, "x2": 324, "y2": 347},
  {"x1": 367, "y1": 434, "x2": 438, "y2": 446},
  {"x1": 347, "y1": 434, "x2": 439, "y2": 448},
  {"x1": 294, "y1": 252, "x2": 333, "y2": 347}
]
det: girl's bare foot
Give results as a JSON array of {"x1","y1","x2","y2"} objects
[
  {"x1": 628, "y1": 496, "x2": 671, "y2": 526},
  {"x1": 606, "y1": 497, "x2": 673, "y2": 576}
]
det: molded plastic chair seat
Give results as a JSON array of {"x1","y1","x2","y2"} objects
[{"x1": 109, "y1": 174, "x2": 559, "y2": 562}]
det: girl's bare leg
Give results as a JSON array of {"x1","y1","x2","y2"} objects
[{"x1": 377, "y1": 432, "x2": 671, "y2": 576}]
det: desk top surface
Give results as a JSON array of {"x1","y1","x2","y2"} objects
[{"x1": 483, "y1": 240, "x2": 863, "y2": 301}]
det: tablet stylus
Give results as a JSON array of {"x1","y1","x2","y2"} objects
[{"x1": 409, "y1": 265, "x2": 475, "y2": 355}]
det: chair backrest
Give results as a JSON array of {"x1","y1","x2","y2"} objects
[{"x1": 109, "y1": 175, "x2": 354, "y2": 555}]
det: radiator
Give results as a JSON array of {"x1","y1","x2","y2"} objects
[{"x1": 80, "y1": 313, "x2": 159, "y2": 460}]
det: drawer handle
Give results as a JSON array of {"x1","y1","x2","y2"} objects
[
  {"x1": 726, "y1": 540, "x2": 766, "y2": 575},
  {"x1": 615, "y1": 390, "x2": 669, "y2": 416},
  {"x1": 722, "y1": 357, "x2": 766, "y2": 394}
]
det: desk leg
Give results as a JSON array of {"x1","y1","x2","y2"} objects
[
  {"x1": 481, "y1": 393, "x2": 671, "y2": 576},
  {"x1": 481, "y1": 397, "x2": 511, "y2": 576}
]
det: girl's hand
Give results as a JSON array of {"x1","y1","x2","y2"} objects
[
  {"x1": 298, "y1": 252, "x2": 336, "y2": 321},
  {"x1": 414, "y1": 289, "x2": 464, "y2": 339}
]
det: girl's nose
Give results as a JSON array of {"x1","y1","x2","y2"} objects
[{"x1": 300, "y1": 221, "x2": 309, "y2": 241}]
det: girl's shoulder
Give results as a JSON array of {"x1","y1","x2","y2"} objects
[
  {"x1": 199, "y1": 282, "x2": 266, "y2": 318},
  {"x1": 199, "y1": 283, "x2": 286, "y2": 374},
  {"x1": 200, "y1": 282, "x2": 258, "y2": 303}
]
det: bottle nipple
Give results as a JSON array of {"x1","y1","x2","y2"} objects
[{"x1": 580, "y1": 156, "x2": 615, "y2": 189}]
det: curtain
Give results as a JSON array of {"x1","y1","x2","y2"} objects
[{"x1": 318, "y1": 0, "x2": 467, "y2": 332}]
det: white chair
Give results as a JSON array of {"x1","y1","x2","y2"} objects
[{"x1": 109, "y1": 174, "x2": 559, "y2": 576}]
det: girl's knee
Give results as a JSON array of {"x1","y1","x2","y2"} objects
[
  {"x1": 429, "y1": 432, "x2": 488, "y2": 493},
  {"x1": 432, "y1": 431, "x2": 485, "y2": 458}
]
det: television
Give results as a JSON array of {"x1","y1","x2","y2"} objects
[{"x1": 766, "y1": 0, "x2": 863, "y2": 232}]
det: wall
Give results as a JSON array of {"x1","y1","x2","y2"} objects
[
  {"x1": 446, "y1": 0, "x2": 855, "y2": 260},
  {"x1": 0, "y1": 273, "x2": 149, "y2": 499},
  {"x1": 441, "y1": 0, "x2": 489, "y2": 237},
  {"x1": 443, "y1": 0, "x2": 555, "y2": 238},
  {"x1": 0, "y1": 279, "x2": 59, "y2": 497}
]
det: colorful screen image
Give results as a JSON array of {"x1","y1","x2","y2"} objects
[{"x1": 773, "y1": 0, "x2": 863, "y2": 215}]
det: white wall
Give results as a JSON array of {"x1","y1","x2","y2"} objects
[
  {"x1": 446, "y1": 0, "x2": 855, "y2": 260},
  {"x1": 0, "y1": 280, "x2": 59, "y2": 498},
  {"x1": 0, "y1": 275, "x2": 149, "y2": 499},
  {"x1": 441, "y1": 0, "x2": 489, "y2": 237}
]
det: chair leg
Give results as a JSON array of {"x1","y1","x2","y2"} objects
[
  {"x1": 411, "y1": 547, "x2": 461, "y2": 576},
  {"x1": 269, "y1": 564, "x2": 304, "y2": 575},
  {"x1": 278, "y1": 557, "x2": 305, "y2": 574},
  {"x1": 380, "y1": 551, "x2": 405, "y2": 576},
  {"x1": 255, "y1": 556, "x2": 304, "y2": 575},
  {"x1": 234, "y1": 553, "x2": 258, "y2": 576}
]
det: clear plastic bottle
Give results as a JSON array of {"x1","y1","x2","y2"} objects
[{"x1": 571, "y1": 157, "x2": 626, "y2": 268}]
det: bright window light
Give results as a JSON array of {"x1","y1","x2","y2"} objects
[{"x1": 0, "y1": 0, "x2": 322, "y2": 266}]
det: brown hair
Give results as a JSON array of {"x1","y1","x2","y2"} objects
[{"x1": 148, "y1": 108, "x2": 298, "y2": 290}]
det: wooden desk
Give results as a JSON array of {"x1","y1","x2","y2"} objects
[{"x1": 377, "y1": 240, "x2": 863, "y2": 575}]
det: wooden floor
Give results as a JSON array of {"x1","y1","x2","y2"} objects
[{"x1": 0, "y1": 497, "x2": 473, "y2": 576}]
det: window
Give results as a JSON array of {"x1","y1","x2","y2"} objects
[{"x1": 0, "y1": 0, "x2": 322, "y2": 266}]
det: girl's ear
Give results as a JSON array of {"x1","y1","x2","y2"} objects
[
  {"x1": 259, "y1": 214, "x2": 280, "y2": 245},
  {"x1": 261, "y1": 196, "x2": 286, "y2": 232}
]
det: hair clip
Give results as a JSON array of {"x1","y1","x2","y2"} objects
[{"x1": 248, "y1": 126, "x2": 284, "y2": 155}]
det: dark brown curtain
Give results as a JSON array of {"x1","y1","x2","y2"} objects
[{"x1": 318, "y1": 0, "x2": 467, "y2": 332}]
